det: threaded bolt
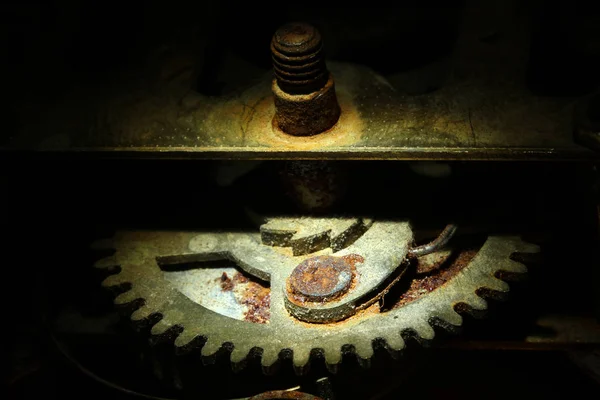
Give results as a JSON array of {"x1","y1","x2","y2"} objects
[
  {"x1": 271, "y1": 22, "x2": 341, "y2": 136},
  {"x1": 271, "y1": 23, "x2": 328, "y2": 95}
]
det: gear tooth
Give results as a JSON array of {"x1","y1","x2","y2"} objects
[
  {"x1": 174, "y1": 330, "x2": 201, "y2": 352},
  {"x1": 464, "y1": 294, "x2": 488, "y2": 311},
  {"x1": 94, "y1": 255, "x2": 118, "y2": 269},
  {"x1": 150, "y1": 319, "x2": 171, "y2": 336},
  {"x1": 292, "y1": 347, "x2": 311, "y2": 375},
  {"x1": 200, "y1": 339, "x2": 223, "y2": 362},
  {"x1": 483, "y1": 277, "x2": 510, "y2": 293},
  {"x1": 324, "y1": 347, "x2": 342, "y2": 372},
  {"x1": 414, "y1": 322, "x2": 436, "y2": 341},
  {"x1": 230, "y1": 345, "x2": 252, "y2": 371},
  {"x1": 150, "y1": 322, "x2": 183, "y2": 346},
  {"x1": 381, "y1": 334, "x2": 405, "y2": 359},
  {"x1": 515, "y1": 240, "x2": 540, "y2": 254},
  {"x1": 438, "y1": 308, "x2": 463, "y2": 327},
  {"x1": 131, "y1": 306, "x2": 154, "y2": 321},
  {"x1": 114, "y1": 290, "x2": 141, "y2": 305},
  {"x1": 354, "y1": 340, "x2": 374, "y2": 365},
  {"x1": 383, "y1": 334, "x2": 406, "y2": 352},
  {"x1": 102, "y1": 273, "x2": 128, "y2": 288},
  {"x1": 260, "y1": 348, "x2": 280, "y2": 372},
  {"x1": 498, "y1": 259, "x2": 528, "y2": 274}
]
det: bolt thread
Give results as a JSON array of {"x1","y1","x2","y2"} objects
[{"x1": 271, "y1": 23, "x2": 329, "y2": 94}]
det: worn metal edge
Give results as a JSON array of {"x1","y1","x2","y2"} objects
[{"x1": 2, "y1": 147, "x2": 598, "y2": 161}]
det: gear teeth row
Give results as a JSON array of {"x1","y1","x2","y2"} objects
[{"x1": 100, "y1": 234, "x2": 538, "y2": 375}]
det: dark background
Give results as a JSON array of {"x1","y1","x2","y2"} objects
[{"x1": 2, "y1": 1, "x2": 600, "y2": 399}]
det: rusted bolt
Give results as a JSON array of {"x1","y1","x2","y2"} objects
[
  {"x1": 288, "y1": 256, "x2": 353, "y2": 301},
  {"x1": 281, "y1": 161, "x2": 347, "y2": 213},
  {"x1": 271, "y1": 22, "x2": 341, "y2": 136}
]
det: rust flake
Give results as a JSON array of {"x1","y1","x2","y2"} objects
[
  {"x1": 240, "y1": 275, "x2": 271, "y2": 324},
  {"x1": 216, "y1": 271, "x2": 270, "y2": 324}
]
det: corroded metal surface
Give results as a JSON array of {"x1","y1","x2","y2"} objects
[
  {"x1": 6, "y1": 58, "x2": 596, "y2": 160},
  {"x1": 4, "y1": 7, "x2": 599, "y2": 160},
  {"x1": 164, "y1": 267, "x2": 271, "y2": 324},
  {"x1": 94, "y1": 217, "x2": 538, "y2": 374},
  {"x1": 260, "y1": 216, "x2": 371, "y2": 256},
  {"x1": 288, "y1": 256, "x2": 354, "y2": 301},
  {"x1": 271, "y1": 23, "x2": 341, "y2": 136},
  {"x1": 272, "y1": 76, "x2": 341, "y2": 137},
  {"x1": 186, "y1": 220, "x2": 412, "y2": 323}
]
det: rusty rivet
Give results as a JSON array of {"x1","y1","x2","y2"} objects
[
  {"x1": 288, "y1": 256, "x2": 353, "y2": 301},
  {"x1": 271, "y1": 22, "x2": 341, "y2": 136}
]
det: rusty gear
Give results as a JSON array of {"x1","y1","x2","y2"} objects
[{"x1": 94, "y1": 217, "x2": 538, "y2": 375}]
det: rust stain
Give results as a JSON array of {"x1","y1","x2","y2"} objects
[
  {"x1": 393, "y1": 249, "x2": 478, "y2": 309},
  {"x1": 217, "y1": 271, "x2": 270, "y2": 324},
  {"x1": 212, "y1": 88, "x2": 362, "y2": 149},
  {"x1": 219, "y1": 272, "x2": 234, "y2": 291},
  {"x1": 202, "y1": 61, "x2": 363, "y2": 150},
  {"x1": 414, "y1": 252, "x2": 452, "y2": 274},
  {"x1": 233, "y1": 272, "x2": 249, "y2": 284},
  {"x1": 272, "y1": 77, "x2": 341, "y2": 136},
  {"x1": 287, "y1": 256, "x2": 354, "y2": 303},
  {"x1": 241, "y1": 285, "x2": 271, "y2": 324},
  {"x1": 264, "y1": 91, "x2": 362, "y2": 149},
  {"x1": 341, "y1": 253, "x2": 365, "y2": 267}
]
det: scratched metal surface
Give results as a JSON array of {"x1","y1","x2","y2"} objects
[{"x1": 3, "y1": 8, "x2": 597, "y2": 161}]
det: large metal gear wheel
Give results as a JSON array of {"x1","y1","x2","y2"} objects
[{"x1": 94, "y1": 217, "x2": 539, "y2": 375}]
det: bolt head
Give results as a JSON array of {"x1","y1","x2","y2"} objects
[{"x1": 288, "y1": 256, "x2": 353, "y2": 301}]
